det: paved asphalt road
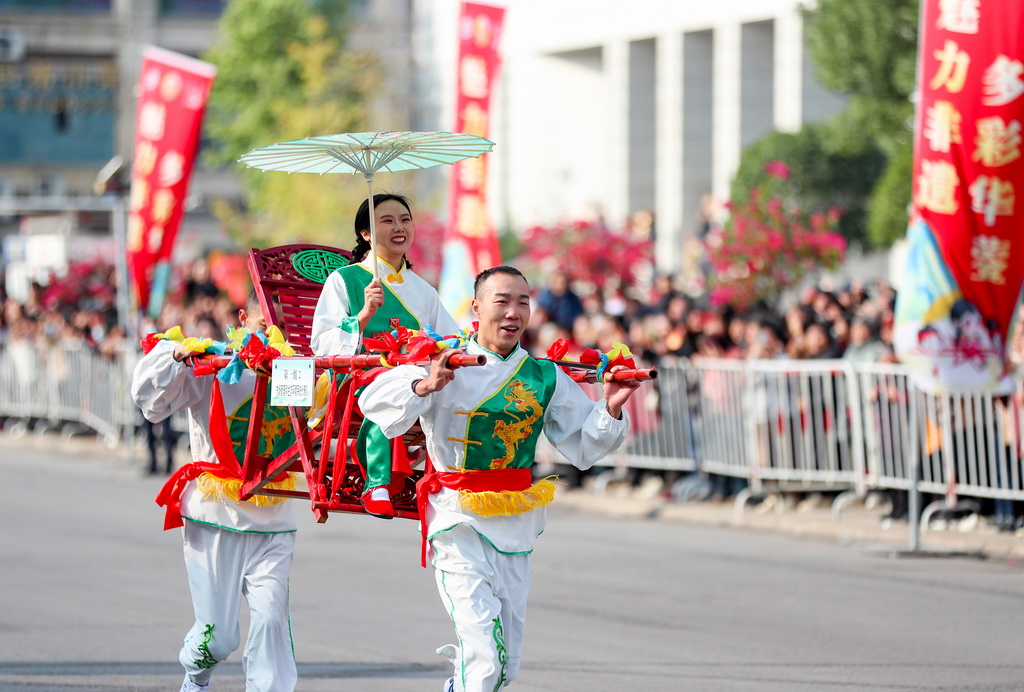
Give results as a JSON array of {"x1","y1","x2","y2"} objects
[{"x1": 2, "y1": 440, "x2": 1023, "y2": 692}]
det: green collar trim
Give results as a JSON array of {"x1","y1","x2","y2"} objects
[{"x1": 472, "y1": 337, "x2": 521, "y2": 363}]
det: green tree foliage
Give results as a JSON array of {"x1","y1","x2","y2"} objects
[
  {"x1": 201, "y1": 0, "x2": 379, "y2": 246},
  {"x1": 724, "y1": 0, "x2": 919, "y2": 251},
  {"x1": 866, "y1": 140, "x2": 914, "y2": 248},
  {"x1": 730, "y1": 126, "x2": 887, "y2": 246},
  {"x1": 801, "y1": 0, "x2": 919, "y2": 156}
]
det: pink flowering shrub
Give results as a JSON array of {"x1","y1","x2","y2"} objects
[
  {"x1": 519, "y1": 219, "x2": 653, "y2": 291},
  {"x1": 705, "y1": 161, "x2": 846, "y2": 310},
  {"x1": 43, "y1": 260, "x2": 116, "y2": 311}
]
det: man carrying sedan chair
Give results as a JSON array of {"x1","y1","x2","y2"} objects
[
  {"x1": 358, "y1": 266, "x2": 642, "y2": 692},
  {"x1": 131, "y1": 292, "x2": 300, "y2": 692}
]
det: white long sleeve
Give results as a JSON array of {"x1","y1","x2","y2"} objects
[{"x1": 131, "y1": 340, "x2": 208, "y2": 424}]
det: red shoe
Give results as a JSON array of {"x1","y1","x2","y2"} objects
[{"x1": 362, "y1": 491, "x2": 395, "y2": 519}]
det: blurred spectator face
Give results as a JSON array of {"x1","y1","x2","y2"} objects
[
  {"x1": 4, "y1": 298, "x2": 23, "y2": 324},
  {"x1": 805, "y1": 323, "x2": 829, "y2": 355},
  {"x1": 666, "y1": 295, "x2": 687, "y2": 323},
  {"x1": 549, "y1": 270, "x2": 570, "y2": 296},
  {"x1": 529, "y1": 306, "x2": 551, "y2": 331},
  {"x1": 582, "y1": 292, "x2": 602, "y2": 315},
  {"x1": 843, "y1": 321, "x2": 868, "y2": 348},
  {"x1": 744, "y1": 319, "x2": 760, "y2": 349},
  {"x1": 572, "y1": 314, "x2": 594, "y2": 347},
  {"x1": 192, "y1": 257, "x2": 210, "y2": 282},
  {"x1": 756, "y1": 324, "x2": 782, "y2": 357},
  {"x1": 596, "y1": 321, "x2": 628, "y2": 353},
  {"x1": 800, "y1": 286, "x2": 819, "y2": 306},
  {"x1": 728, "y1": 317, "x2": 747, "y2": 346},
  {"x1": 158, "y1": 303, "x2": 184, "y2": 331},
  {"x1": 653, "y1": 274, "x2": 673, "y2": 297},
  {"x1": 785, "y1": 306, "x2": 806, "y2": 337},
  {"x1": 194, "y1": 315, "x2": 221, "y2": 340},
  {"x1": 879, "y1": 318, "x2": 894, "y2": 345},
  {"x1": 648, "y1": 314, "x2": 671, "y2": 339},
  {"x1": 59, "y1": 319, "x2": 82, "y2": 343},
  {"x1": 824, "y1": 302, "x2": 844, "y2": 323},
  {"x1": 703, "y1": 312, "x2": 725, "y2": 337},
  {"x1": 812, "y1": 292, "x2": 832, "y2": 315},
  {"x1": 685, "y1": 309, "x2": 704, "y2": 333}
]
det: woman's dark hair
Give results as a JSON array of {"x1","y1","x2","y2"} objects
[{"x1": 351, "y1": 193, "x2": 414, "y2": 269}]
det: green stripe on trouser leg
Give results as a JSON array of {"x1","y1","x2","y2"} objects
[
  {"x1": 357, "y1": 417, "x2": 393, "y2": 491},
  {"x1": 491, "y1": 616, "x2": 508, "y2": 692}
]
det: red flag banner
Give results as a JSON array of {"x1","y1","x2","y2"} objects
[
  {"x1": 438, "y1": 2, "x2": 505, "y2": 323},
  {"x1": 127, "y1": 47, "x2": 216, "y2": 318},
  {"x1": 894, "y1": 0, "x2": 1024, "y2": 393}
]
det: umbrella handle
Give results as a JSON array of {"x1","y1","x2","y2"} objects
[{"x1": 365, "y1": 171, "x2": 379, "y2": 281}]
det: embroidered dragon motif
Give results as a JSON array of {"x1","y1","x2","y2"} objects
[
  {"x1": 260, "y1": 411, "x2": 293, "y2": 456},
  {"x1": 490, "y1": 379, "x2": 542, "y2": 469}
]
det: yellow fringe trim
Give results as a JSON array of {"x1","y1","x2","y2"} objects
[
  {"x1": 457, "y1": 476, "x2": 558, "y2": 517},
  {"x1": 197, "y1": 472, "x2": 299, "y2": 506}
]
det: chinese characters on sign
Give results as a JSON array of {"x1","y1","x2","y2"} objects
[
  {"x1": 438, "y1": 2, "x2": 505, "y2": 324},
  {"x1": 127, "y1": 47, "x2": 216, "y2": 318},
  {"x1": 270, "y1": 358, "x2": 314, "y2": 407},
  {"x1": 895, "y1": 0, "x2": 1024, "y2": 393}
]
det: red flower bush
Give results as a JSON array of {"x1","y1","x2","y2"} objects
[
  {"x1": 519, "y1": 219, "x2": 652, "y2": 291},
  {"x1": 42, "y1": 259, "x2": 116, "y2": 312},
  {"x1": 706, "y1": 163, "x2": 845, "y2": 311}
]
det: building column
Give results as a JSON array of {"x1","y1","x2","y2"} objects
[
  {"x1": 712, "y1": 22, "x2": 741, "y2": 206},
  {"x1": 605, "y1": 38, "x2": 630, "y2": 228},
  {"x1": 774, "y1": 9, "x2": 803, "y2": 133},
  {"x1": 655, "y1": 31, "x2": 683, "y2": 274},
  {"x1": 115, "y1": 0, "x2": 159, "y2": 160}
]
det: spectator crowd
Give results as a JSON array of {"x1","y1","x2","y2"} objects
[
  {"x1": 0, "y1": 252, "x2": 1021, "y2": 531},
  {"x1": 522, "y1": 268, "x2": 904, "y2": 371}
]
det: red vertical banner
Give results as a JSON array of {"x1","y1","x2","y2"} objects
[
  {"x1": 127, "y1": 47, "x2": 216, "y2": 319},
  {"x1": 439, "y1": 2, "x2": 505, "y2": 323},
  {"x1": 894, "y1": 0, "x2": 1024, "y2": 393}
]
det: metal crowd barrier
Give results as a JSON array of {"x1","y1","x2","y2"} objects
[
  {"x1": 534, "y1": 355, "x2": 1024, "y2": 520},
  {"x1": 0, "y1": 341, "x2": 145, "y2": 447},
  {"x1": 2, "y1": 342, "x2": 1023, "y2": 522}
]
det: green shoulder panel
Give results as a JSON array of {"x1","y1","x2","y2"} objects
[
  {"x1": 462, "y1": 358, "x2": 558, "y2": 471},
  {"x1": 336, "y1": 264, "x2": 421, "y2": 340}
]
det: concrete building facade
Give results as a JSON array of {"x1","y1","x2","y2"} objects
[
  {"x1": 0, "y1": 0, "x2": 851, "y2": 283},
  {"x1": 464, "y1": 0, "x2": 848, "y2": 274}
]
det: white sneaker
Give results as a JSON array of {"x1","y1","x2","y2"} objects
[
  {"x1": 442, "y1": 676, "x2": 455, "y2": 692},
  {"x1": 180, "y1": 675, "x2": 210, "y2": 692}
]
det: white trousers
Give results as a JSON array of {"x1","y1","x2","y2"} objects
[
  {"x1": 431, "y1": 524, "x2": 531, "y2": 692},
  {"x1": 180, "y1": 521, "x2": 297, "y2": 692}
]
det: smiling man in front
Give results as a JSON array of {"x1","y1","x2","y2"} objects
[{"x1": 358, "y1": 265, "x2": 640, "y2": 692}]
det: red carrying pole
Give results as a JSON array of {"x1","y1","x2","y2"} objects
[
  {"x1": 568, "y1": 368, "x2": 658, "y2": 384},
  {"x1": 315, "y1": 352, "x2": 486, "y2": 370},
  {"x1": 188, "y1": 351, "x2": 487, "y2": 373}
]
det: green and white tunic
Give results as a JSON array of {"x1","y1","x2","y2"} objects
[
  {"x1": 310, "y1": 256, "x2": 460, "y2": 357},
  {"x1": 358, "y1": 338, "x2": 630, "y2": 554}
]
